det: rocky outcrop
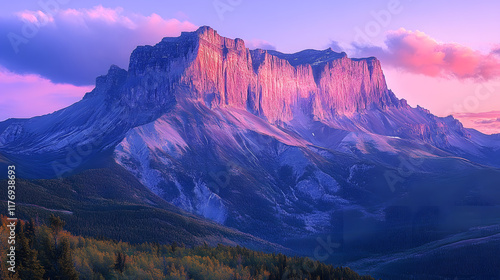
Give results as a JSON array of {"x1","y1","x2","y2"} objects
[{"x1": 125, "y1": 26, "x2": 400, "y2": 123}]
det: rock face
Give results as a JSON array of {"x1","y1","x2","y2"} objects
[
  {"x1": 0, "y1": 25, "x2": 492, "y2": 180},
  {"x1": 103, "y1": 28, "x2": 499, "y2": 242},
  {"x1": 127, "y1": 26, "x2": 400, "y2": 123},
  {"x1": 116, "y1": 26, "x2": 471, "y2": 147}
]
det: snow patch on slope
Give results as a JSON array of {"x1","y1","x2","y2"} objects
[{"x1": 193, "y1": 181, "x2": 228, "y2": 223}]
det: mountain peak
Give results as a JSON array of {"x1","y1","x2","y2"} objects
[
  {"x1": 124, "y1": 26, "x2": 399, "y2": 121},
  {"x1": 92, "y1": 26, "x2": 400, "y2": 122},
  {"x1": 195, "y1": 25, "x2": 217, "y2": 36},
  {"x1": 190, "y1": 25, "x2": 219, "y2": 43}
]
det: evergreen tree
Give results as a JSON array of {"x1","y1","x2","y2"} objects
[
  {"x1": 56, "y1": 238, "x2": 78, "y2": 280},
  {"x1": 171, "y1": 241, "x2": 178, "y2": 253},
  {"x1": 38, "y1": 216, "x2": 78, "y2": 280},
  {"x1": 1, "y1": 215, "x2": 376, "y2": 280},
  {"x1": 114, "y1": 251, "x2": 127, "y2": 273},
  {"x1": 49, "y1": 215, "x2": 65, "y2": 248},
  {"x1": 16, "y1": 222, "x2": 45, "y2": 280},
  {"x1": 25, "y1": 219, "x2": 36, "y2": 246},
  {"x1": 37, "y1": 229, "x2": 56, "y2": 279}
]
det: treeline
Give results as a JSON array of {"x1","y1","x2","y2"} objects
[
  {"x1": 0, "y1": 215, "x2": 375, "y2": 280},
  {"x1": 0, "y1": 215, "x2": 77, "y2": 280}
]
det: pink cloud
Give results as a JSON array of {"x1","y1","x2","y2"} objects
[
  {"x1": 453, "y1": 111, "x2": 500, "y2": 135},
  {"x1": 0, "y1": 67, "x2": 93, "y2": 121},
  {"x1": 354, "y1": 29, "x2": 500, "y2": 80},
  {"x1": 0, "y1": 6, "x2": 199, "y2": 121},
  {"x1": 0, "y1": 6, "x2": 197, "y2": 85},
  {"x1": 86, "y1": 5, "x2": 123, "y2": 23},
  {"x1": 16, "y1": 10, "x2": 54, "y2": 24},
  {"x1": 57, "y1": 6, "x2": 138, "y2": 28}
]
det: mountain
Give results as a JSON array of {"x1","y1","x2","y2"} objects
[
  {"x1": 0, "y1": 158, "x2": 287, "y2": 253},
  {"x1": 1, "y1": 26, "x2": 500, "y2": 279}
]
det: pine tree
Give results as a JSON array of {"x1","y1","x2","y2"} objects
[
  {"x1": 38, "y1": 216, "x2": 78, "y2": 280},
  {"x1": 16, "y1": 222, "x2": 45, "y2": 280},
  {"x1": 114, "y1": 252, "x2": 127, "y2": 273},
  {"x1": 171, "y1": 241, "x2": 178, "y2": 253},
  {"x1": 25, "y1": 219, "x2": 36, "y2": 246},
  {"x1": 49, "y1": 215, "x2": 65, "y2": 248},
  {"x1": 56, "y1": 238, "x2": 78, "y2": 280},
  {"x1": 37, "y1": 229, "x2": 56, "y2": 279}
]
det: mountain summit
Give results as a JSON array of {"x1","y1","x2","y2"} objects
[{"x1": 124, "y1": 25, "x2": 399, "y2": 123}]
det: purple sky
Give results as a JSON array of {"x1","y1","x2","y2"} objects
[{"x1": 1, "y1": 0, "x2": 499, "y2": 133}]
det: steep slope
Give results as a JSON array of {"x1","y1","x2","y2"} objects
[
  {"x1": 0, "y1": 158, "x2": 286, "y2": 251},
  {"x1": 346, "y1": 225, "x2": 500, "y2": 279},
  {"x1": 114, "y1": 97, "x2": 500, "y2": 244}
]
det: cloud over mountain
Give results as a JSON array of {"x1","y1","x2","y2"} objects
[
  {"x1": 0, "y1": 67, "x2": 92, "y2": 121},
  {"x1": 454, "y1": 111, "x2": 500, "y2": 134},
  {"x1": 352, "y1": 29, "x2": 500, "y2": 81},
  {"x1": 0, "y1": 5, "x2": 197, "y2": 85},
  {"x1": 244, "y1": 39, "x2": 276, "y2": 50}
]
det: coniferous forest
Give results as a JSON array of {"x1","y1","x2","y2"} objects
[{"x1": 0, "y1": 215, "x2": 376, "y2": 280}]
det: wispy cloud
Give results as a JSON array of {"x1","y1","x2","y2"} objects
[
  {"x1": 475, "y1": 118, "x2": 500, "y2": 124},
  {"x1": 493, "y1": 47, "x2": 500, "y2": 56},
  {"x1": 454, "y1": 111, "x2": 500, "y2": 134},
  {"x1": 352, "y1": 28, "x2": 500, "y2": 81},
  {"x1": 244, "y1": 39, "x2": 276, "y2": 50},
  {"x1": 16, "y1": 10, "x2": 55, "y2": 24},
  {"x1": 328, "y1": 40, "x2": 344, "y2": 53},
  {"x1": 0, "y1": 67, "x2": 93, "y2": 121},
  {"x1": 0, "y1": 5, "x2": 197, "y2": 85}
]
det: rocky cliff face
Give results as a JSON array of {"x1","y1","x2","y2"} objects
[
  {"x1": 125, "y1": 26, "x2": 400, "y2": 123},
  {"x1": 0, "y1": 25, "x2": 490, "y2": 181}
]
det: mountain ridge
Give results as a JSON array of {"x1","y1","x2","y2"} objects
[
  {"x1": 125, "y1": 25, "x2": 400, "y2": 123},
  {"x1": 0, "y1": 25, "x2": 497, "y2": 184}
]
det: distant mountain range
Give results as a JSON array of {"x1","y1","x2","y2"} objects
[{"x1": 1, "y1": 26, "x2": 499, "y2": 279}]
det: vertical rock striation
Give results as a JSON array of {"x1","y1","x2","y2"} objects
[{"x1": 125, "y1": 26, "x2": 401, "y2": 123}]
